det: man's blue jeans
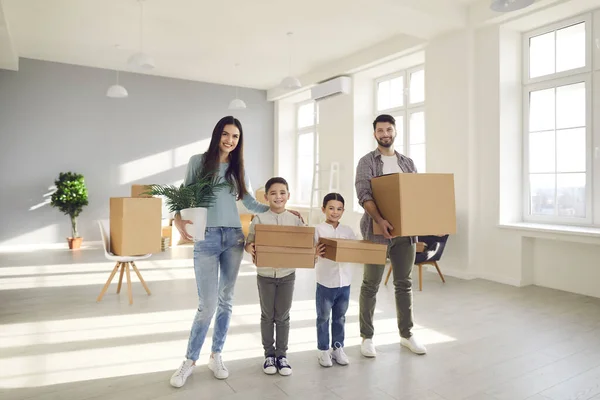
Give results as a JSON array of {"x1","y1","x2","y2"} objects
[{"x1": 185, "y1": 227, "x2": 245, "y2": 361}]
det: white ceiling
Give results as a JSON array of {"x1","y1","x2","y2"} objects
[{"x1": 1, "y1": 0, "x2": 481, "y2": 90}]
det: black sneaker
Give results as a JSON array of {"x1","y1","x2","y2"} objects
[
  {"x1": 276, "y1": 356, "x2": 292, "y2": 376},
  {"x1": 263, "y1": 356, "x2": 277, "y2": 375}
]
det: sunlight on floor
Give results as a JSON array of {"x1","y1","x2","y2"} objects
[{"x1": 0, "y1": 303, "x2": 455, "y2": 388}]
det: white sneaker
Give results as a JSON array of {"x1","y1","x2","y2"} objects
[
  {"x1": 263, "y1": 356, "x2": 277, "y2": 375},
  {"x1": 170, "y1": 359, "x2": 194, "y2": 388},
  {"x1": 361, "y1": 338, "x2": 376, "y2": 358},
  {"x1": 318, "y1": 350, "x2": 333, "y2": 367},
  {"x1": 401, "y1": 336, "x2": 427, "y2": 355},
  {"x1": 208, "y1": 353, "x2": 229, "y2": 379},
  {"x1": 331, "y1": 347, "x2": 350, "y2": 365}
]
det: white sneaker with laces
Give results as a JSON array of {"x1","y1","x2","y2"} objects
[
  {"x1": 170, "y1": 359, "x2": 194, "y2": 388},
  {"x1": 360, "y1": 338, "x2": 376, "y2": 358},
  {"x1": 208, "y1": 353, "x2": 229, "y2": 379},
  {"x1": 401, "y1": 335, "x2": 427, "y2": 355},
  {"x1": 318, "y1": 350, "x2": 333, "y2": 367},
  {"x1": 331, "y1": 347, "x2": 350, "y2": 365}
]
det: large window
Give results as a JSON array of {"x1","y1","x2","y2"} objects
[
  {"x1": 522, "y1": 14, "x2": 597, "y2": 226},
  {"x1": 295, "y1": 101, "x2": 319, "y2": 205},
  {"x1": 375, "y1": 66, "x2": 426, "y2": 172}
]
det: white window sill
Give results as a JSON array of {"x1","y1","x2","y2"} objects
[{"x1": 498, "y1": 222, "x2": 600, "y2": 244}]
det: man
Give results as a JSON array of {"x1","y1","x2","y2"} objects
[{"x1": 354, "y1": 114, "x2": 427, "y2": 357}]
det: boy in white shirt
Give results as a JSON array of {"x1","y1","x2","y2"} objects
[
  {"x1": 314, "y1": 193, "x2": 356, "y2": 367},
  {"x1": 245, "y1": 177, "x2": 304, "y2": 377}
]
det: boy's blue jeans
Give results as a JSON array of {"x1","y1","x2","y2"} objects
[
  {"x1": 316, "y1": 283, "x2": 351, "y2": 351},
  {"x1": 185, "y1": 227, "x2": 245, "y2": 361}
]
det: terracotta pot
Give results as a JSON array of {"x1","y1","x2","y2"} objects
[{"x1": 67, "y1": 237, "x2": 83, "y2": 250}]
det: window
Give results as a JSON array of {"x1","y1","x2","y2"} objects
[
  {"x1": 523, "y1": 14, "x2": 595, "y2": 226},
  {"x1": 375, "y1": 66, "x2": 426, "y2": 172},
  {"x1": 295, "y1": 101, "x2": 319, "y2": 205}
]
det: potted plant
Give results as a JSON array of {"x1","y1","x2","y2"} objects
[
  {"x1": 50, "y1": 172, "x2": 89, "y2": 249},
  {"x1": 145, "y1": 168, "x2": 230, "y2": 241}
]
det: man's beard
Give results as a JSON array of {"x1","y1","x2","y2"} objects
[{"x1": 376, "y1": 137, "x2": 395, "y2": 148}]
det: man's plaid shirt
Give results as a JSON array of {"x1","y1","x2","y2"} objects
[{"x1": 355, "y1": 148, "x2": 418, "y2": 245}]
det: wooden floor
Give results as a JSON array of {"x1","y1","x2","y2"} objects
[{"x1": 1, "y1": 244, "x2": 600, "y2": 400}]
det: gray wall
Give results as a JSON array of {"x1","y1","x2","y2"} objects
[{"x1": 0, "y1": 58, "x2": 274, "y2": 247}]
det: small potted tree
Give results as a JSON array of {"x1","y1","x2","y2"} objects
[
  {"x1": 50, "y1": 172, "x2": 89, "y2": 249},
  {"x1": 145, "y1": 168, "x2": 230, "y2": 241}
]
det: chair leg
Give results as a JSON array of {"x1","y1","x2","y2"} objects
[
  {"x1": 125, "y1": 262, "x2": 133, "y2": 305},
  {"x1": 434, "y1": 261, "x2": 446, "y2": 283},
  {"x1": 384, "y1": 263, "x2": 393, "y2": 285},
  {"x1": 418, "y1": 264, "x2": 423, "y2": 291},
  {"x1": 97, "y1": 262, "x2": 120, "y2": 302},
  {"x1": 131, "y1": 261, "x2": 151, "y2": 295},
  {"x1": 116, "y1": 263, "x2": 125, "y2": 294}
]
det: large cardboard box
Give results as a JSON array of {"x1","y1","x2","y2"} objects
[
  {"x1": 110, "y1": 197, "x2": 162, "y2": 256},
  {"x1": 255, "y1": 188, "x2": 269, "y2": 205},
  {"x1": 255, "y1": 246, "x2": 315, "y2": 269},
  {"x1": 131, "y1": 184, "x2": 153, "y2": 198},
  {"x1": 371, "y1": 173, "x2": 456, "y2": 238},
  {"x1": 254, "y1": 224, "x2": 315, "y2": 248},
  {"x1": 319, "y1": 238, "x2": 388, "y2": 265}
]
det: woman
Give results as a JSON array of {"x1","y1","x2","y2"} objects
[{"x1": 170, "y1": 116, "x2": 300, "y2": 388}]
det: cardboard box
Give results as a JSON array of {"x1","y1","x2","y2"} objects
[
  {"x1": 110, "y1": 197, "x2": 162, "y2": 256},
  {"x1": 371, "y1": 173, "x2": 456, "y2": 237},
  {"x1": 131, "y1": 184, "x2": 153, "y2": 198},
  {"x1": 254, "y1": 224, "x2": 315, "y2": 248},
  {"x1": 255, "y1": 188, "x2": 268, "y2": 205},
  {"x1": 255, "y1": 246, "x2": 315, "y2": 269},
  {"x1": 319, "y1": 238, "x2": 388, "y2": 265},
  {"x1": 416, "y1": 242, "x2": 425, "y2": 253}
]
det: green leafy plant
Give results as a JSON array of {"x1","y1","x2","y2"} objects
[
  {"x1": 50, "y1": 172, "x2": 89, "y2": 238},
  {"x1": 145, "y1": 168, "x2": 231, "y2": 213}
]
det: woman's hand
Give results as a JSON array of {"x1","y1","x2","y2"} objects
[
  {"x1": 287, "y1": 209, "x2": 305, "y2": 224},
  {"x1": 174, "y1": 215, "x2": 193, "y2": 242}
]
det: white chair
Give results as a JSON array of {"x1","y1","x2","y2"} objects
[{"x1": 97, "y1": 219, "x2": 152, "y2": 305}]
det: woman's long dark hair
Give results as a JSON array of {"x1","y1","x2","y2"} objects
[{"x1": 201, "y1": 116, "x2": 248, "y2": 200}]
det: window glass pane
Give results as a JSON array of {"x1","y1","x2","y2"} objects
[
  {"x1": 529, "y1": 31, "x2": 555, "y2": 78},
  {"x1": 409, "y1": 143, "x2": 426, "y2": 173},
  {"x1": 409, "y1": 112, "x2": 425, "y2": 144},
  {"x1": 377, "y1": 80, "x2": 390, "y2": 111},
  {"x1": 394, "y1": 115, "x2": 405, "y2": 148},
  {"x1": 297, "y1": 103, "x2": 315, "y2": 129},
  {"x1": 529, "y1": 173, "x2": 556, "y2": 215},
  {"x1": 557, "y1": 173, "x2": 586, "y2": 218},
  {"x1": 297, "y1": 132, "x2": 314, "y2": 203},
  {"x1": 556, "y1": 128, "x2": 586, "y2": 173},
  {"x1": 389, "y1": 77, "x2": 404, "y2": 108},
  {"x1": 529, "y1": 131, "x2": 555, "y2": 173},
  {"x1": 556, "y1": 82, "x2": 585, "y2": 129},
  {"x1": 556, "y1": 22, "x2": 586, "y2": 73},
  {"x1": 529, "y1": 88, "x2": 555, "y2": 132},
  {"x1": 409, "y1": 69, "x2": 425, "y2": 104}
]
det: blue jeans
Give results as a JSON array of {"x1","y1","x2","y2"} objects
[
  {"x1": 316, "y1": 283, "x2": 351, "y2": 351},
  {"x1": 185, "y1": 227, "x2": 245, "y2": 361}
]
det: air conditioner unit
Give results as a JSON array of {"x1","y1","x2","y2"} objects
[{"x1": 311, "y1": 76, "x2": 352, "y2": 101}]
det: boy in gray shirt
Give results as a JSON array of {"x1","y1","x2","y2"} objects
[{"x1": 245, "y1": 177, "x2": 304, "y2": 377}]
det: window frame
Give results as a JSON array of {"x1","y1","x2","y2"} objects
[
  {"x1": 374, "y1": 65, "x2": 426, "y2": 172},
  {"x1": 294, "y1": 100, "x2": 319, "y2": 206},
  {"x1": 522, "y1": 13, "x2": 595, "y2": 227}
]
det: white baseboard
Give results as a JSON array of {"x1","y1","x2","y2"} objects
[
  {"x1": 422, "y1": 265, "x2": 475, "y2": 280},
  {"x1": 474, "y1": 271, "x2": 524, "y2": 287},
  {"x1": 0, "y1": 240, "x2": 103, "y2": 253}
]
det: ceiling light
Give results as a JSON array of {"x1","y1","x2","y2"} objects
[
  {"x1": 490, "y1": 0, "x2": 534, "y2": 12},
  {"x1": 280, "y1": 76, "x2": 302, "y2": 90},
  {"x1": 106, "y1": 84, "x2": 128, "y2": 98},
  {"x1": 228, "y1": 98, "x2": 247, "y2": 110}
]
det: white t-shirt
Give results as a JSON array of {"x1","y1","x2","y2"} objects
[
  {"x1": 314, "y1": 222, "x2": 357, "y2": 288},
  {"x1": 382, "y1": 155, "x2": 401, "y2": 174}
]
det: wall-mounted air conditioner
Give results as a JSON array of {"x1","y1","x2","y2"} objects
[{"x1": 310, "y1": 76, "x2": 352, "y2": 101}]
